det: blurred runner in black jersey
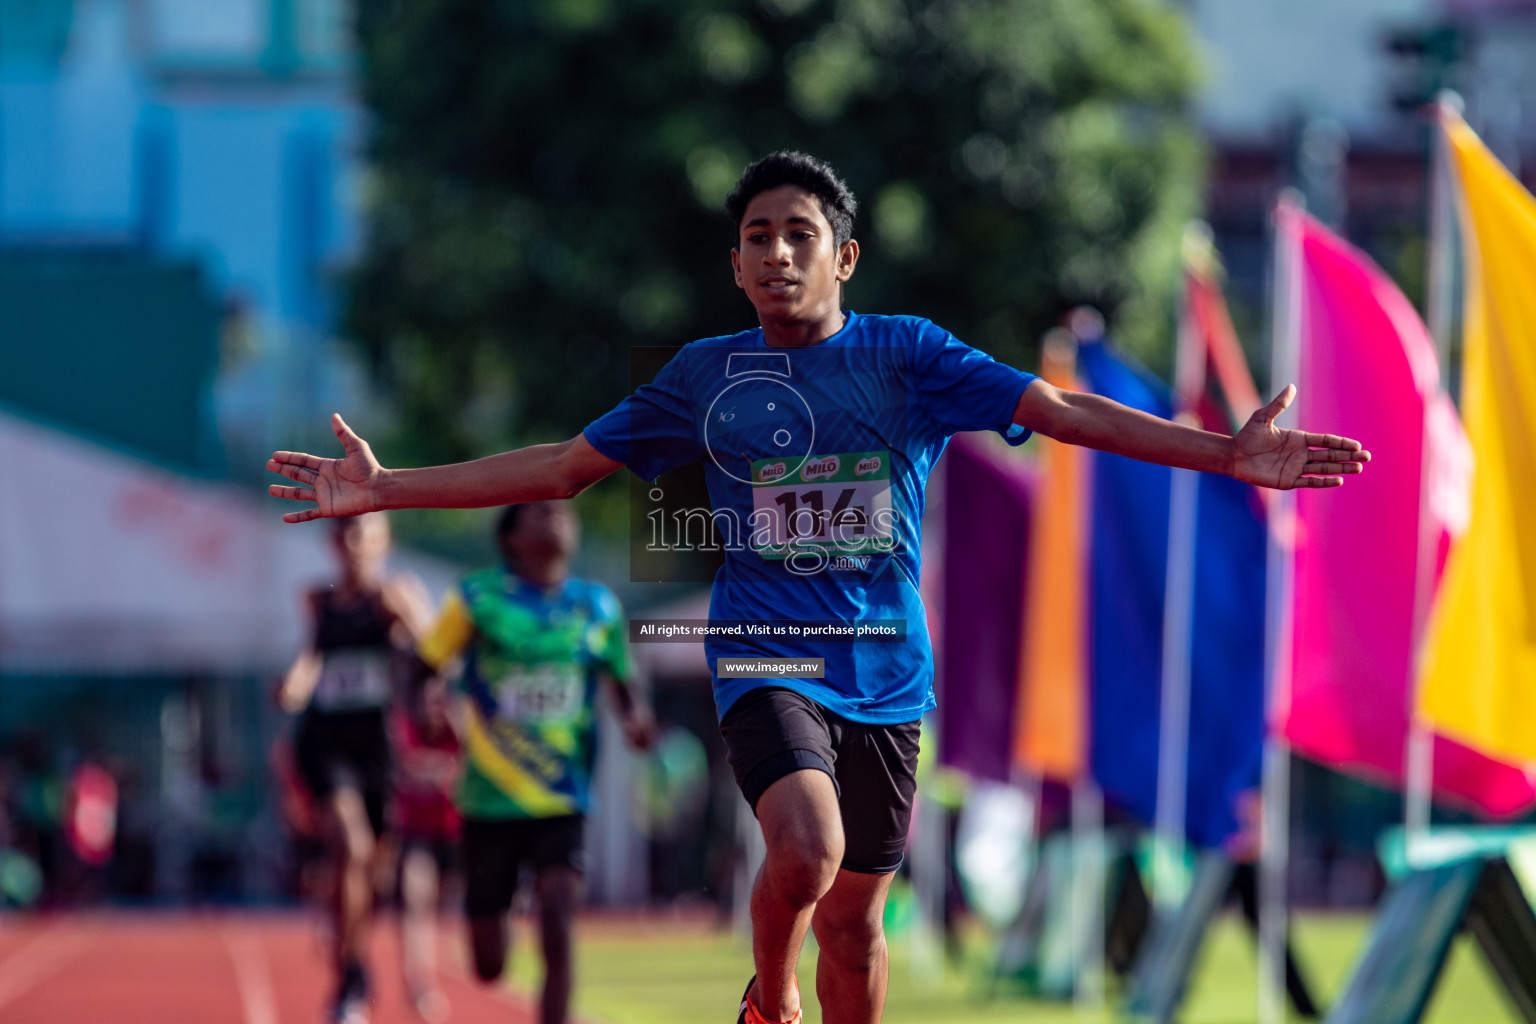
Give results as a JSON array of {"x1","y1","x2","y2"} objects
[{"x1": 281, "y1": 512, "x2": 431, "y2": 1024}]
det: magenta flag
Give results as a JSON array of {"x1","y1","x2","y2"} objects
[
  {"x1": 1282, "y1": 207, "x2": 1536, "y2": 817},
  {"x1": 936, "y1": 434, "x2": 1036, "y2": 783}
]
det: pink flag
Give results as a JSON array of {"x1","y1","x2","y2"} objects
[{"x1": 1280, "y1": 207, "x2": 1536, "y2": 817}]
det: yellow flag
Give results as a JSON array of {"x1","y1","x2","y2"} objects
[
  {"x1": 1013, "y1": 336, "x2": 1087, "y2": 780},
  {"x1": 1417, "y1": 114, "x2": 1536, "y2": 765}
]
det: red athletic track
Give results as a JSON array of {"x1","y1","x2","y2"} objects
[{"x1": 0, "y1": 911, "x2": 545, "y2": 1024}]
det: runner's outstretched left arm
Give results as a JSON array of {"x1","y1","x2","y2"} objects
[{"x1": 1012, "y1": 379, "x2": 1370, "y2": 490}]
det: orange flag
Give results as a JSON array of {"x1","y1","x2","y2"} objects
[{"x1": 1013, "y1": 335, "x2": 1089, "y2": 780}]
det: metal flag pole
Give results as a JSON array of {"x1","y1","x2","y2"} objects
[
  {"x1": 1258, "y1": 192, "x2": 1304, "y2": 1024},
  {"x1": 1153, "y1": 232, "x2": 1204, "y2": 915},
  {"x1": 1071, "y1": 775, "x2": 1106, "y2": 1010},
  {"x1": 911, "y1": 453, "x2": 948, "y2": 990},
  {"x1": 1404, "y1": 91, "x2": 1464, "y2": 853}
]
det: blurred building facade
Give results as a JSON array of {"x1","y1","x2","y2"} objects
[
  {"x1": 1185, "y1": 0, "x2": 1536, "y2": 380},
  {"x1": 1, "y1": 0, "x2": 368, "y2": 467}
]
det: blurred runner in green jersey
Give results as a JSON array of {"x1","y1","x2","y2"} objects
[{"x1": 417, "y1": 501, "x2": 654, "y2": 1024}]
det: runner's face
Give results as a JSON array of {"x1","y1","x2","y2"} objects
[
  {"x1": 732, "y1": 185, "x2": 856, "y2": 325},
  {"x1": 418, "y1": 677, "x2": 451, "y2": 732},
  {"x1": 332, "y1": 512, "x2": 390, "y2": 582},
  {"x1": 500, "y1": 501, "x2": 578, "y2": 568}
]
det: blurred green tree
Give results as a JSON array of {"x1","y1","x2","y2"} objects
[{"x1": 346, "y1": 0, "x2": 1203, "y2": 468}]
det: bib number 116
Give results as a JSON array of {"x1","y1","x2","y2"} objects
[{"x1": 774, "y1": 487, "x2": 869, "y2": 539}]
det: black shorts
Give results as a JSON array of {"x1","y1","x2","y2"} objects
[
  {"x1": 720, "y1": 687, "x2": 921, "y2": 875},
  {"x1": 293, "y1": 710, "x2": 391, "y2": 836},
  {"x1": 461, "y1": 815, "x2": 585, "y2": 919}
]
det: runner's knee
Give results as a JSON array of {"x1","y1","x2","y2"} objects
[
  {"x1": 814, "y1": 874, "x2": 892, "y2": 973},
  {"x1": 472, "y1": 955, "x2": 503, "y2": 984},
  {"x1": 536, "y1": 871, "x2": 579, "y2": 960},
  {"x1": 540, "y1": 923, "x2": 572, "y2": 966},
  {"x1": 342, "y1": 823, "x2": 375, "y2": 865},
  {"x1": 330, "y1": 791, "x2": 375, "y2": 863},
  {"x1": 469, "y1": 917, "x2": 508, "y2": 983},
  {"x1": 765, "y1": 839, "x2": 842, "y2": 908},
  {"x1": 756, "y1": 772, "x2": 844, "y2": 907},
  {"x1": 817, "y1": 910, "x2": 886, "y2": 972}
]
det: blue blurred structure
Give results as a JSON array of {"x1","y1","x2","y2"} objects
[{"x1": 0, "y1": 0, "x2": 365, "y2": 467}]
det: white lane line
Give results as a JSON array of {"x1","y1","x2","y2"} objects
[
  {"x1": 0, "y1": 924, "x2": 91, "y2": 1013},
  {"x1": 224, "y1": 927, "x2": 280, "y2": 1024}
]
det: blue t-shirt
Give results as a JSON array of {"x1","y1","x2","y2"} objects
[{"x1": 584, "y1": 312, "x2": 1038, "y2": 724}]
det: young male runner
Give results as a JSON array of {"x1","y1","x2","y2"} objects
[
  {"x1": 269, "y1": 153, "x2": 1370, "y2": 1024},
  {"x1": 414, "y1": 501, "x2": 654, "y2": 1024},
  {"x1": 280, "y1": 512, "x2": 432, "y2": 1024}
]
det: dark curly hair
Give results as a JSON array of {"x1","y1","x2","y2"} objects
[
  {"x1": 496, "y1": 503, "x2": 526, "y2": 539},
  {"x1": 725, "y1": 151, "x2": 857, "y2": 246}
]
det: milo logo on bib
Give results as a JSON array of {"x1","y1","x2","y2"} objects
[
  {"x1": 749, "y1": 449, "x2": 895, "y2": 562},
  {"x1": 800, "y1": 456, "x2": 840, "y2": 482}
]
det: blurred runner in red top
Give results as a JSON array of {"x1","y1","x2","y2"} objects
[{"x1": 391, "y1": 673, "x2": 462, "y2": 1022}]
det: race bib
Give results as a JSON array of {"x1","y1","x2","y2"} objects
[
  {"x1": 495, "y1": 663, "x2": 584, "y2": 723},
  {"x1": 313, "y1": 650, "x2": 391, "y2": 710},
  {"x1": 749, "y1": 450, "x2": 895, "y2": 561}
]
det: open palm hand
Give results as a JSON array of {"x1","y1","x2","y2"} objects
[
  {"x1": 267, "y1": 414, "x2": 385, "y2": 523},
  {"x1": 1233, "y1": 385, "x2": 1371, "y2": 490}
]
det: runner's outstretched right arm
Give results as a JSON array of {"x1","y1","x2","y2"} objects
[
  {"x1": 267, "y1": 414, "x2": 623, "y2": 523},
  {"x1": 604, "y1": 675, "x2": 658, "y2": 752}
]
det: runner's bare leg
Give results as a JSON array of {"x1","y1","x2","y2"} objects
[
  {"x1": 750, "y1": 770, "x2": 844, "y2": 1021},
  {"x1": 812, "y1": 869, "x2": 893, "y2": 1024}
]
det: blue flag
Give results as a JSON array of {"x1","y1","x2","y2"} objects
[{"x1": 1079, "y1": 340, "x2": 1267, "y2": 849}]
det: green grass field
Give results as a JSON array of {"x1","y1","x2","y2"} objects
[{"x1": 497, "y1": 911, "x2": 1520, "y2": 1024}]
